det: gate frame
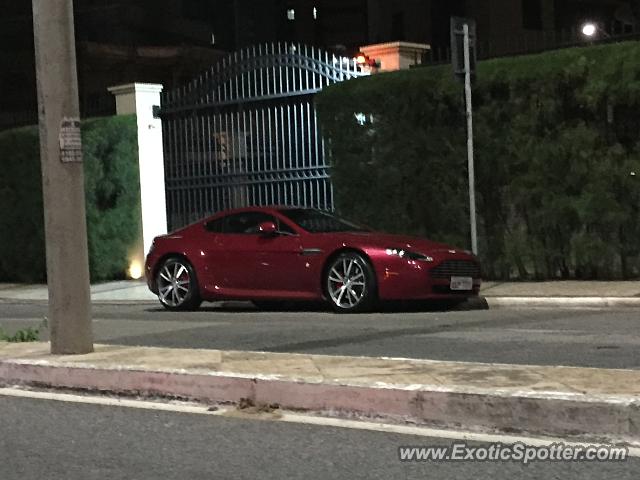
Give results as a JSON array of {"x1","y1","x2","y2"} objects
[{"x1": 159, "y1": 43, "x2": 368, "y2": 231}]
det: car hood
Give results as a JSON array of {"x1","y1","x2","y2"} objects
[{"x1": 332, "y1": 231, "x2": 469, "y2": 256}]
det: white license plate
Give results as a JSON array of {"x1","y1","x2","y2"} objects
[{"x1": 450, "y1": 276, "x2": 473, "y2": 291}]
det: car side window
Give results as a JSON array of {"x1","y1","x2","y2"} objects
[
  {"x1": 204, "y1": 217, "x2": 226, "y2": 233},
  {"x1": 224, "y1": 212, "x2": 277, "y2": 234},
  {"x1": 276, "y1": 218, "x2": 296, "y2": 234}
]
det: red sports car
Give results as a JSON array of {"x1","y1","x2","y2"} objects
[{"x1": 145, "y1": 207, "x2": 481, "y2": 312}]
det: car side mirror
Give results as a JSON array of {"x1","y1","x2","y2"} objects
[{"x1": 258, "y1": 221, "x2": 277, "y2": 236}]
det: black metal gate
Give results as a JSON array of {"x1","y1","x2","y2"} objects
[{"x1": 160, "y1": 43, "x2": 368, "y2": 230}]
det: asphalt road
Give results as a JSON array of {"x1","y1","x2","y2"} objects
[
  {"x1": 1, "y1": 301, "x2": 640, "y2": 368},
  {"x1": 0, "y1": 395, "x2": 636, "y2": 480}
]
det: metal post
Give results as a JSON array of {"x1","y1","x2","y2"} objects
[
  {"x1": 32, "y1": 0, "x2": 93, "y2": 354},
  {"x1": 463, "y1": 23, "x2": 478, "y2": 255}
]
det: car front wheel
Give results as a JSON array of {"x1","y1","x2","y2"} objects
[
  {"x1": 156, "y1": 257, "x2": 202, "y2": 311},
  {"x1": 325, "y1": 252, "x2": 376, "y2": 313}
]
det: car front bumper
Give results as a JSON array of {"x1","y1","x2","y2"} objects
[{"x1": 375, "y1": 257, "x2": 481, "y2": 300}]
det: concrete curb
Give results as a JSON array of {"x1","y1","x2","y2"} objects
[
  {"x1": 2, "y1": 289, "x2": 640, "y2": 309},
  {"x1": 486, "y1": 296, "x2": 640, "y2": 308},
  {"x1": 5, "y1": 296, "x2": 640, "y2": 309},
  {"x1": 1, "y1": 358, "x2": 638, "y2": 443},
  {"x1": 0, "y1": 299, "x2": 159, "y2": 306}
]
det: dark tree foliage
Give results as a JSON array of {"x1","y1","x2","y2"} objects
[
  {"x1": 317, "y1": 42, "x2": 640, "y2": 280},
  {"x1": 0, "y1": 115, "x2": 140, "y2": 282}
]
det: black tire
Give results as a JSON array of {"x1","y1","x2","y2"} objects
[
  {"x1": 155, "y1": 257, "x2": 202, "y2": 311},
  {"x1": 324, "y1": 252, "x2": 377, "y2": 313}
]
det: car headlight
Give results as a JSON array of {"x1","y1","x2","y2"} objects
[{"x1": 385, "y1": 248, "x2": 433, "y2": 262}]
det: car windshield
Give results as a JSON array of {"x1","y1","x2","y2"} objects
[{"x1": 279, "y1": 208, "x2": 369, "y2": 233}]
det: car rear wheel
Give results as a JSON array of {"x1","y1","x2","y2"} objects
[
  {"x1": 156, "y1": 257, "x2": 202, "y2": 311},
  {"x1": 325, "y1": 252, "x2": 376, "y2": 313}
]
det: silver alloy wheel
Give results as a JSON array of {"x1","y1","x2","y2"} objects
[
  {"x1": 157, "y1": 261, "x2": 192, "y2": 308},
  {"x1": 327, "y1": 257, "x2": 367, "y2": 309}
]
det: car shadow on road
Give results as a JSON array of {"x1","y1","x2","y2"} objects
[{"x1": 144, "y1": 297, "x2": 489, "y2": 314}]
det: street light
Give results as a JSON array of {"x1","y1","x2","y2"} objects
[
  {"x1": 581, "y1": 22, "x2": 597, "y2": 37},
  {"x1": 580, "y1": 21, "x2": 610, "y2": 39}
]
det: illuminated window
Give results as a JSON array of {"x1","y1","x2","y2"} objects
[
  {"x1": 313, "y1": 7, "x2": 317, "y2": 19},
  {"x1": 287, "y1": 8, "x2": 295, "y2": 20}
]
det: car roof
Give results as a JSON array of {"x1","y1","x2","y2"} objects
[
  {"x1": 199, "y1": 206, "x2": 313, "y2": 222},
  {"x1": 210, "y1": 206, "x2": 312, "y2": 216},
  {"x1": 168, "y1": 207, "x2": 315, "y2": 234}
]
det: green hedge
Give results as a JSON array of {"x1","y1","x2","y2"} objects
[
  {"x1": 317, "y1": 41, "x2": 640, "y2": 280},
  {"x1": 0, "y1": 115, "x2": 140, "y2": 282}
]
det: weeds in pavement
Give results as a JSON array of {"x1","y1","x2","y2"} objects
[{"x1": 0, "y1": 318, "x2": 47, "y2": 342}]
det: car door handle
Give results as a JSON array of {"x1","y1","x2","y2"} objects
[{"x1": 300, "y1": 248, "x2": 323, "y2": 256}]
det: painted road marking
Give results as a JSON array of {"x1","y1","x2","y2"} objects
[{"x1": 0, "y1": 386, "x2": 638, "y2": 456}]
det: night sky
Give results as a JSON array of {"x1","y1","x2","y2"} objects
[{"x1": 0, "y1": 0, "x2": 633, "y2": 129}]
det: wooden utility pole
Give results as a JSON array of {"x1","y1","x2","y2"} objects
[{"x1": 32, "y1": 0, "x2": 94, "y2": 354}]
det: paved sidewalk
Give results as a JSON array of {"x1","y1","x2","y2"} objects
[
  {"x1": 482, "y1": 281, "x2": 640, "y2": 297},
  {"x1": 1, "y1": 280, "x2": 639, "y2": 307},
  {"x1": 482, "y1": 281, "x2": 640, "y2": 308},
  {"x1": 1, "y1": 342, "x2": 638, "y2": 444},
  {"x1": 0, "y1": 281, "x2": 156, "y2": 303}
]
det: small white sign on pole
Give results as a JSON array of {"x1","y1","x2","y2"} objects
[{"x1": 59, "y1": 117, "x2": 83, "y2": 163}]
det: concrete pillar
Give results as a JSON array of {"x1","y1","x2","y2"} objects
[
  {"x1": 359, "y1": 41, "x2": 431, "y2": 72},
  {"x1": 108, "y1": 83, "x2": 167, "y2": 268}
]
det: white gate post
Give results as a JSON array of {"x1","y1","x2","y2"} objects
[{"x1": 108, "y1": 83, "x2": 167, "y2": 274}]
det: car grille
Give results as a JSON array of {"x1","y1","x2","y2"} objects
[{"x1": 430, "y1": 260, "x2": 481, "y2": 279}]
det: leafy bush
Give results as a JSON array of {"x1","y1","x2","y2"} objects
[
  {"x1": 83, "y1": 116, "x2": 141, "y2": 281},
  {"x1": 316, "y1": 41, "x2": 640, "y2": 280},
  {"x1": 0, "y1": 325, "x2": 41, "y2": 342},
  {"x1": 0, "y1": 126, "x2": 46, "y2": 281},
  {"x1": 0, "y1": 115, "x2": 140, "y2": 282}
]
